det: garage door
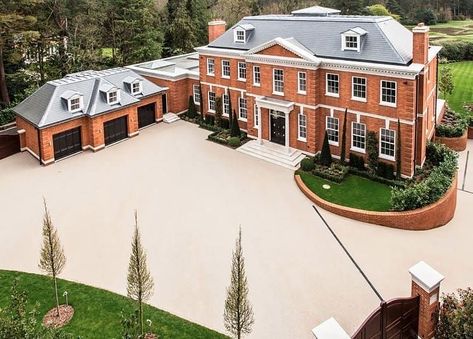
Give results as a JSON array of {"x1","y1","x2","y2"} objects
[
  {"x1": 104, "y1": 116, "x2": 128, "y2": 146},
  {"x1": 138, "y1": 103, "x2": 156, "y2": 129},
  {"x1": 53, "y1": 127, "x2": 82, "y2": 160}
]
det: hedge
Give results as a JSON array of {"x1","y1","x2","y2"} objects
[
  {"x1": 348, "y1": 167, "x2": 406, "y2": 188},
  {"x1": 436, "y1": 111, "x2": 468, "y2": 138},
  {"x1": 0, "y1": 107, "x2": 16, "y2": 126},
  {"x1": 438, "y1": 41, "x2": 473, "y2": 61},
  {"x1": 391, "y1": 143, "x2": 457, "y2": 211},
  {"x1": 312, "y1": 163, "x2": 349, "y2": 183}
]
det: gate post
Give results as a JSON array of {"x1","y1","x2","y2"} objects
[{"x1": 409, "y1": 261, "x2": 444, "y2": 339}]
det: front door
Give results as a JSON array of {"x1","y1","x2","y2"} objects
[{"x1": 270, "y1": 110, "x2": 285, "y2": 146}]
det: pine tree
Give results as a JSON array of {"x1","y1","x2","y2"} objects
[
  {"x1": 320, "y1": 131, "x2": 332, "y2": 167},
  {"x1": 187, "y1": 96, "x2": 197, "y2": 119},
  {"x1": 165, "y1": 1, "x2": 198, "y2": 56},
  {"x1": 366, "y1": 131, "x2": 379, "y2": 173},
  {"x1": 126, "y1": 211, "x2": 154, "y2": 336},
  {"x1": 340, "y1": 108, "x2": 348, "y2": 164},
  {"x1": 215, "y1": 96, "x2": 223, "y2": 127},
  {"x1": 38, "y1": 199, "x2": 66, "y2": 318},
  {"x1": 396, "y1": 118, "x2": 402, "y2": 180},
  {"x1": 230, "y1": 110, "x2": 241, "y2": 137},
  {"x1": 224, "y1": 227, "x2": 254, "y2": 339}
]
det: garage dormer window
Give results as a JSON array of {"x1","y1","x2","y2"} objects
[
  {"x1": 235, "y1": 29, "x2": 245, "y2": 43},
  {"x1": 131, "y1": 80, "x2": 143, "y2": 95},
  {"x1": 69, "y1": 96, "x2": 82, "y2": 112},
  {"x1": 107, "y1": 89, "x2": 120, "y2": 105}
]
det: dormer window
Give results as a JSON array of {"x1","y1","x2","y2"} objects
[
  {"x1": 341, "y1": 27, "x2": 367, "y2": 53},
  {"x1": 107, "y1": 89, "x2": 120, "y2": 105},
  {"x1": 344, "y1": 35, "x2": 359, "y2": 50},
  {"x1": 233, "y1": 24, "x2": 255, "y2": 44},
  {"x1": 235, "y1": 29, "x2": 245, "y2": 43},
  {"x1": 131, "y1": 80, "x2": 142, "y2": 95},
  {"x1": 69, "y1": 97, "x2": 82, "y2": 112}
]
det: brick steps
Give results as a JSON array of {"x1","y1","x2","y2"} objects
[
  {"x1": 237, "y1": 140, "x2": 306, "y2": 170},
  {"x1": 163, "y1": 113, "x2": 180, "y2": 124}
]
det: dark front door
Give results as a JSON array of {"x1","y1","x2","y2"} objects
[
  {"x1": 270, "y1": 111, "x2": 285, "y2": 146},
  {"x1": 138, "y1": 103, "x2": 156, "y2": 129},
  {"x1": 53, "y1": 127, "x2": 82, "y2": 160},
  {"x1": 162, "y1": 94, "x2": 168, "y2": 114},
  {"x1": 104, "y1": 116, "x2": 128, "y2": 146}
]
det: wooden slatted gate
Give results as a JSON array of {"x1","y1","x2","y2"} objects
[{"x1": 352, "y1": 295, "x2": 420, "y2": 339}]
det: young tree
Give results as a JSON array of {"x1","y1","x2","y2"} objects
[
  {"x1": 340, "y1": 108, "x2": 348, "y2": 164},
  {"x1": 320, "y1": 131, "x2": 332, "y2": 167},
  {"x1": 187, "y1": 95, "x2": 197, "y2": 119},
  {"x1": 437, "y1": 288, "x2": 473, "y2": 338},
  {"x1": 396, "y1": 118, "x2": 402, "y2": 179},
  {"x1": 224, "y1": 227, "x2": 254, "y2": 339},
  {"x1": 127, "y1": 211, "x2": 154, "y2": 336},
  {"x1": 366, "y1": 131, "x2": 379, "y2": 173},
  {"x1": 215, "y1": 96, "x2": 223, "y2": 128},
  {"x1": 230, "y1": 110, "x2": 241, "y2": 138},
  {"x1": 439, "y1": 65, "x2": 454, "y2": 98},
  {"x1": 38, "y1": 199, "x2": 66, "y2": 318}
]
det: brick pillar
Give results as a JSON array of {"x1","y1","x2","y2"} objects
[
  {"x1": 412, "y1": 23, "x2": 430, "y2": 65},
  {"x1": 409, "y1": 261, "x2": 444, "y2": 339},
  {"x1": 208, "y1": 20, "x2": 226, "y2": 43}
]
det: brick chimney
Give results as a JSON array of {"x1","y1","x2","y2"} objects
[
  {"x1": 208, "y1": 20, "x2": 226, "y2": 43},
  {"x1": 412, "y1": 23, "x2": 430, "y2": 64}
]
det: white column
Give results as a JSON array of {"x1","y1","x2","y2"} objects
[
  {"x1": 258, "y1": 106, "x2": 263, "y2": 145},
  {"x1": 285, "y1": 111, "x2": 290, "y2": 152}
]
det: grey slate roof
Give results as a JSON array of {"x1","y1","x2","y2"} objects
[
  {"x1": 14, "y1": 68, "x2": 165, "y2": 128},
  {"x1": 291, "y1": 6, "x2": 341, "y2": 16},
  {"x1": 208, "y1": 15, "x2": 413, "y2": 65}
]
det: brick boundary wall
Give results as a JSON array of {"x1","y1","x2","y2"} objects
[
  {"x1": 435, "y1": 131, "x2": 468, "y2": 151},
  {"x1": 294, "y1": 174, "x2": 457, "y2": 230},
  {"x1": 468, "y1": 127, "x2": 473, "y2": 140}
]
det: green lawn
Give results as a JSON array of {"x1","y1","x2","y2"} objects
[
  {"x1": 0, "y1": 270, "x2": 228, "y2": 339},
  {"x1": 428, "y1": 20, "x2": 473, "y2": 43},
  {"x1": 441, "y1": 61, "x2": 473, "y2": 115},
  {"x1": 299, "y1": 172, "x2": 393, "y2": 212}
]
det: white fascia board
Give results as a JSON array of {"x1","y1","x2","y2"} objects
[
  {"x1": 126, "y1": 65, "x2": 199, "y2": 82},
  {"x1": 195, "y1": 46, "x2": 246, "y2": 59},
  {"x1": 428, "y1": 46, "x2": 442, "y2": 62}
]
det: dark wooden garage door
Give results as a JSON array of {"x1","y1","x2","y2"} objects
[
  {"x1": 104, "y1": 116, "x2": 128, "y2": 146},
  {"x1": 53, "y1": 127, "x2": 82, "y2": 160},
  {"x1": 138, "y1": 103, "x2": 156, "y2": 129}
]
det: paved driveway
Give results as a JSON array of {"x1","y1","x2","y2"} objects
[{"x1": 0, "y1": 122, "x2": 472, "y2": 339}]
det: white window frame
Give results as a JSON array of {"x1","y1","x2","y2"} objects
[
  {"x1": 238, "y1": 62, "x2": 247, "y2": 81},
  {"x1": 222, "y1": 60, "x2": 230, "y2": 79},
  {"x1": 239, "y1": 96, "x2": 247, "y2": 121},
  {"x1": 326, "y1": 116, "x2": 339, "y2": 146},
  {"x1": 254, "y1": 104, "x2": 259, "y2": 128},
  {"x1": 131, "y1": 81, "x2": 143, "y2": 95},
  {"x1": 253, "y1": 66, "x2": 261, "y2": 87},
  {"x1": 298, "y1": 72, "x2": 307, "y2": 95},
  {"x1": 326, "y1": 73, "x2": 339, "y2": 97},
  {"x1": 207, "y1": 58, "x2": 215, "y2": 76},
  {"x1": 379, "y1": 128, "x2": 396, "y2": 161},
  {"x1": 352, "y1": 77, "x2": 367, "y2": 102},
  {"x1": 193, "y1": 84, "x2": 200, "y2": 105},
  {"x1": 298, "y1": 113, "x2": 307, "y2": 142},
  {"x1": 208, "y1": 91, "x2": 216, "y2": 113},
  {"x1": 351, "y1": 122, "x2": 366, "y2": 153},
  {"x1": 223, "y1": 94, "x2": 230, "y2": 116},
  {"x1": 234, "y1": 29, "x2": 246, "y2": 43},
  {"x1": 68, "y1": 95, "x2": 83, "y2": 113},
  {"x1": 380, "y1": 80, "x2": 397, "y2": 107},
  {"x1": 107, "y1": 90, "x2": 119, "y2": 105},
  {"x1": 342, "y1": 33, "x2": 360, "y2": 52},
  {"x1": 273, "y1": 69, "x2": 284, "y2": 95}
]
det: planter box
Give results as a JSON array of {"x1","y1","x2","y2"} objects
[
  {"x1": 435, "y1": 131, "x2": 468, "y2": 151},
  {"x1": 295, "y1": 174, "x2": 457, "y2": 230},
  {"x1": 468, "y1": 126, "x2": 473, "y2": 140}
]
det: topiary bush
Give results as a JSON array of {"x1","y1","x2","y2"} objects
[
  {"x1": 300, "y1": 158, "x2": 315, "y2": 172},
  {"x1": 187, "y1": 96, "x2": 197, "y2": 119},
  {"x1": 320, "y1": 131, "x2": 332, "y2": 167},
  {"x1": 366, "y1": 131, "x2": 379, "y2": 173},
  {"x1": 230, "y1": 110, "x2": 241, "y2": 138},
  {"x1": 228, "y1": 137, "x2": 241, "y2": 148}
]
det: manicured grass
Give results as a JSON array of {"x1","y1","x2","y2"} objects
[
  {"x1": 0, "y1": 270, "x2": 228, "y2": 339},
  {"x1": 299, "y1": 172, "x2": 393, "y2": 212},
  {"x1": 428, "y1": 20, "x2": 473, "y2": 43},
  {"x1": 441, "y1": 61, "x2": 473, "y2": 115}
]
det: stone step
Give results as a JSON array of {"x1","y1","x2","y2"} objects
[
  {"x1": 237, "y1": 140, "x2": 306, "y2": 170},
  {"x1": 163, "y1": 113, "x2": 180, "y2": 124}
]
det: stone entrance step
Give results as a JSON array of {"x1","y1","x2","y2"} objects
[
  {"x1": 237, "y1": 140, "x2": 306, "y2": 170},
  {"x1": 163, "y1": 113, "x2": 180, "y2": 124}
]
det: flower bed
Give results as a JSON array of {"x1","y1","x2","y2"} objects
[
  {"x1": 435, "y1": 110, "x2": 468, "y2": 151},
  {"x1": 208, "y1": 130, "x2": 249, "y2": 149}
]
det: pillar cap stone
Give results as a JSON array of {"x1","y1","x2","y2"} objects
[
  {"x1": 312, "y1": 317, "x2": 350, "y2": 339},
  {"x1": 409, "y1": 261, "x2": 444, "y2": 293}
]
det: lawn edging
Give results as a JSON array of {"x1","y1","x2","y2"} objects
[
  {"x1": 294, "y1": 174, "x2": 458, "y2": 230},
  {"x1": 435, "y1": 131, "x2": 468, "y2": 151}
]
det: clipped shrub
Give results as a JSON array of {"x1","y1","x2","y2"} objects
[
  {"x1": 320, "y1": 131, "x2": 332, "y2": 167},
  {"x1": 228, "y1": 137, "x2": 241, "y2": 148},
  {"x1": 436, "y1": 111, "x2": 467, "y2": 138},
  {"x1": 300, "y1": 158, "x2": 315, "y2": 172},
  {"x1": 230, "y1": 110, "x2": 241, "y2": 137},
  {"x1": 366, "y1": 131, "x2": 379, "y2": 173},
  {"x1": 349, "y1": 153, "x2": 365, "y2": 171},
  {"x1": 313, "y1": 163, "x2": 349, "y2": 183},
  {"x1": 377, "y1": 161, "x2": 395, "y2": 180},
  {"x1": 187, "y1": 96, "x2": 197, "y2": 119}
]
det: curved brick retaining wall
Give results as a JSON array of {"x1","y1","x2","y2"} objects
[
  {"x1": 468, "y1": 127, "x2": 473, "y2": 140},
  {"x1": 435, "y1": 131, "x2": 468, "y2": 151},
  {"x1": 295, "y1": 174, "x2": 457, "y2": 230}
]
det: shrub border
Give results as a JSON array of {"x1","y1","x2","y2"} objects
[
  {"x1": 294, "y1": 174, "x2": 457, "y2": 230},
  {"x1": 435, "y1": 131, "x2": 468, "y2": 151}
]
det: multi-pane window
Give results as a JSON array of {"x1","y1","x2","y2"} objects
[
  {"x1": 352, "y1": 77, "x2": 366, "y2": 100},
  {"x1": 207, "y1": 58, "x2": 215, "y2": 75},
  {"x1": 380, "y1": 128, "x2": 396, "y2": 158},
  {"x1": 222, "y1": 60, "x2": 230, "y2": 78},
  {"x1": 236, "y1": 30, "x2": 245, "y2": 42},
  {"x1": 253, "y1": 66, "x2": 261, "y2": 86},
  {"x1": 351, "y1": 122, "x2": 366, "y2": 151},
  {"x1": 70, "y1": 97, "x2": 81, "y2": 111},
  {"x1": 193, "y1": 85, "x2": 200, "y2": 104},
  {"x1": 208, "y1": 91, "x2": 216, "y2": 112},
  {"x1": 273, "y1": 69, "x2": 284, "y2": 94},
  {"x1": 108, "y1": 90, "x2": 118, "y2": 104},
  {"x1": 326, "y1": 74, "x2": 339, "y2": 95},
  {"x1": 298, "y1": 114, "x2": 307, "y2": 140},
  {"x1": 239, "y1": 97, "x2": 247, "y2": 120},
  {"x1": 326, "y1": 116, "x2": 339, "y2": 143},
  {"x1": 254, "y1": 105, "x2": 259, "y2": 127},
  {"x1": 381, "y1": 81, "x2": 397, "y2": 105},
  {"x1": 238, "y1": 62, "x2": 247, "y2": 80},
  {"x1": 298, "y1": 72, "x2": 307, "y2": 93},
  {"x1": 131, "y1": 82, "x2": 141, "y2": 95},
  {"x1": 345, "y1": 35, "x2": 358, "y2": 50},
  {"x1": 223, "y1": 94, "x2": 230, "y2": 116}
]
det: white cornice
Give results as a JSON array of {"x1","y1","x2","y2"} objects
[
  {"x1": 195, "y1": 46, "x2": 246, "y2": 59},
  {"x1": 245, "y1": 54, "x2": 320, "y2": 70}
]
